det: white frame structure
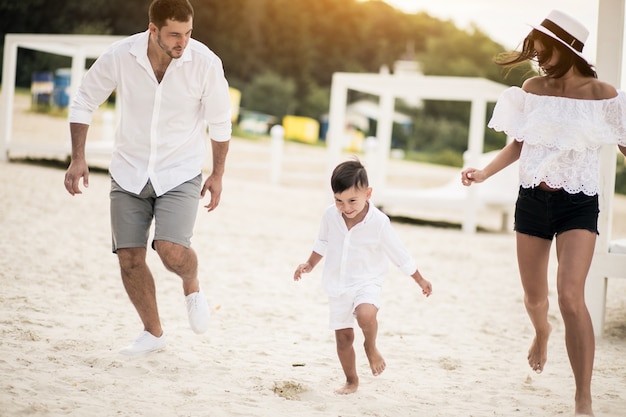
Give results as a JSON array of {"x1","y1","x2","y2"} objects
[
  {"x1": 586, "y1": 0, "x2": 626, "y2": 337},
  {"x1": 326, "y1": 73, "x2": 508, "y2": 233},
  {"x1": 0, "y1": 34, "x2": 124, "y2": 160}
]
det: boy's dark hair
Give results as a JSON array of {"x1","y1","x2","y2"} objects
[
  {"x1": 331, "y1": 160, "x2": 369, "y2": 193},
  {"x1": 149, "y1": 0, "x2": 194, "y2": 29}
]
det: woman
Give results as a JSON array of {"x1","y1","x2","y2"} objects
[{"x1": 461, "y1": 9, "x2": 626, "y2": 417}]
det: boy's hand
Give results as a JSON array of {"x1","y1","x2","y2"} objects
[
  {"x1": 415, "y1": 277, "x2": 432, "y2": 297},
  {"x1": 293, "y1": 262, "x2": 312, "y2": 281}
]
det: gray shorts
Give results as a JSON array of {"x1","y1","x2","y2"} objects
[{"x1": 110, "y1": 175, "x2": 202, "y2": 253}]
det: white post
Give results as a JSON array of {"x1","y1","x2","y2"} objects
[
  {"x1": 364, "y1": 136, "x2": 380, "y2": 204},
  {"x1": 0, "y1": 35, "x2": 18, "y2": 161},
  {"x1": 375, "y1": 92, "x2": 394, "y2": 191},
  {"x1": 462, "y1": 98, "x2": 487, "y2": 233},
  {"x1": 327, "y1": 74, "x2": 348, "y2": 176},
  {"x1": 269, "y1": 124, "x2": 284, "y2": 185},
  {"x1": 586, "y1": 0, "x2": 625, "y2": 337}
]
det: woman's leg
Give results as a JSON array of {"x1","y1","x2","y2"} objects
[
  {"x1": 516, "y1": 232, "x2": 553, "y2": 373},
  {"x1": 555, "y1": 229, "x2": 596, "y2": 416}
]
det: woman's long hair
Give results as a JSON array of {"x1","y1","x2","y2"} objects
[{"x1": 495, "y1": 30, "x2": 597, "y2": 79}]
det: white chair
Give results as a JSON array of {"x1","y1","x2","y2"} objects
[
  {"x1": 586, "y1": 238, "x2": 626, "y2": 335},
  {"x1": 376, "y1": 150, "x2": 518, "y2": 233}
]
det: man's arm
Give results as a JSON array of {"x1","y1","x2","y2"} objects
[
  {"x1": 201, "y1": 139, "x2": 229, "y2": 211},
  {"x1": 64, "y1": 122, "x2": 91, "y2": 195}
]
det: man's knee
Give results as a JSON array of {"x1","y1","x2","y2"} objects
[
  {"x1": 117, "y1": 247, "x2": 147, "y2": 271},
  {"x1": 154, "y1": 240, "x2": 181, "y2": 259},
  {"x1": 154, "y1": 240, "x2": 193, "y2": 271}
]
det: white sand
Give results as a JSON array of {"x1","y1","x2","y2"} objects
[{"x1": 1, "y1": 100, "x2": 626, "y2": 416}]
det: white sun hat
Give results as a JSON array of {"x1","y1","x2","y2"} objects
[{"x1": 530, "y1": 10, "x2": 589, "y2": 62}]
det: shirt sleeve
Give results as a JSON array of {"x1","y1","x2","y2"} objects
[
  {"x1": 487, "y1": 86, "x2": 526, "y2": 140},
  {"x1": 203, "y1": 56, "x2": 232, "y2": 142},
  {"x1": 69, "y1": 49, "x2": 118, "y2": 125},
  {"x1": 380, "y1": 219, "x2": 417, "y2": 276},
  {"x1": 311, "y1": 209, "x2": 330, "y2": 257},
  {"x1": 603, "y1": 90, "x2": 626, "y2": 147}
]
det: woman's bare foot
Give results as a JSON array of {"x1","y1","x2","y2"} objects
[
  {"x1": 335, "y1": 380, "x2": 359, "y2": 395},
  {"x1": 365, "y1": 345, "x2": 386, "y2": 376},
  {"x1": 575, "y1": 394, "x2": 594, "y2": 416},
  {"x1": 527, "y1": 324, "x2": 552, "y2": 374}
]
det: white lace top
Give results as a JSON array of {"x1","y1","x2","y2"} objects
[{"x1": 488, "y1": 86, "x2": 626, "y2": 195}]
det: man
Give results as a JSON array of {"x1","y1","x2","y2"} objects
[{"x1": 64, "y1": 0, "x2": 232, "y2": 355}]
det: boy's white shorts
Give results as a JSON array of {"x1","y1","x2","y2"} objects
[{"x1": 328, "y1": 284, "x2": 381, "y2": 330}]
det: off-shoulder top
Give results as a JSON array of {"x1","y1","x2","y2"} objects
[{"x1": 488, "y1": 86, "x2": 626, "y2": 195}]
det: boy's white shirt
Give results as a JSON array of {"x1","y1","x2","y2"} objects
[{"x1": 312, "y1": 203, "x2": 417, "y2": 297}]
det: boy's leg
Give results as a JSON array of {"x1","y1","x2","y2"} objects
[
  {"x1": 335, "y1": 328, "x2": 358, "y2": 394},
  {"x1": 355, "y1": 303, "x2": 386, "y2": 376}
]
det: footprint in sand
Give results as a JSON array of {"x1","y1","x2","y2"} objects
[{"x1": 272, "y1": 380, "x2": 306, "y2": 400}]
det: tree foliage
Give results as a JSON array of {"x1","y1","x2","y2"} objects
[{"x1": 0, "y1": 0, "x2": 535, "y2": 159}]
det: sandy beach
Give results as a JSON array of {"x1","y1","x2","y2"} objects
[{"x1": 1, "y1": 98, "x2": 626, "y2": 416}]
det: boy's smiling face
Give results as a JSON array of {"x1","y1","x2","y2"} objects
[{"x1": 334, "y1": 186, "x2": 372, "y2": 221}]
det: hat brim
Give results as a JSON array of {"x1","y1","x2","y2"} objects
[{"x1": 528, "y1": 23, "x2": 590, "y2": 64}]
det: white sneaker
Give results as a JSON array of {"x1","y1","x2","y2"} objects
[
  {"x1": 186, "y1": 289, "x2": 210, "y2": 334},
  {"x1": 119, "y1": 331, "x2": 166, "y2": 355}
]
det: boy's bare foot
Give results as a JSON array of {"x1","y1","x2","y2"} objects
[
  {"x1": 335, "y1": 380, "x2": 359, "y2": 395},
  {"x1": 527, "y1": 324, "x2": 552, "y2": 374},
  {"x1": 365, "y1": 345, "x2": 386, "y2": 376}
]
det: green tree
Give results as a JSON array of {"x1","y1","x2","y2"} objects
[
  {"x1": 243, "y1": 71, "x2": 296, "y2": 120},
  {"x1": 0, "y1": 0, "x2": 528, "y2": 161}
]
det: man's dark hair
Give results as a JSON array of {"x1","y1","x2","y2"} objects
[
  {"x1": 149, "y1": 0, "x2": 194, "y2": 29},
  {"x1": 331, "y1": 160, "x2": 369, "y2": 194}
]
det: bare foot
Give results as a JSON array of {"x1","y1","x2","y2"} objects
[
  {"x1": 527, "y1": 324, "x2": 552, "y2": 374},
  {"x1": 335, "y1": 380, "x2": 359, "y2": 395},
  {"x1": 575, "y1": 396, "x2": 594, "y2": 416},
  {"x1": 365, "y1": 345, "x2": 386, "y2": 376}
]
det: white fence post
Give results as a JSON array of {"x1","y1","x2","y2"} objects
[{"x1": 269, "y1": 124, "x2": 284, "y2": 185}]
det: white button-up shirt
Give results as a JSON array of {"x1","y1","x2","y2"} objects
[
  {"x1": 312, "y1": 203, "x2": 418, "y2": 297},
  {"x1": 69, "y1": 30, "x2": 232, "y2": 196}
]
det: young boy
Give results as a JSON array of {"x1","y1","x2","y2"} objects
[{"x1": 294, "y1": 159, "x2": 432, "y2": 395}]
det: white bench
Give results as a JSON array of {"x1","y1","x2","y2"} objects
[
  {"x1": 376, "y1": 150, "x2": 518, "y2": 233},
  {"x1": 586, "y1": 238, "x2": 626, "y2": 335}
]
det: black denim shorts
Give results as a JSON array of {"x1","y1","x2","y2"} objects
[{"x1": 514, "y1": 186, "x2": 599, "y2": 241}]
